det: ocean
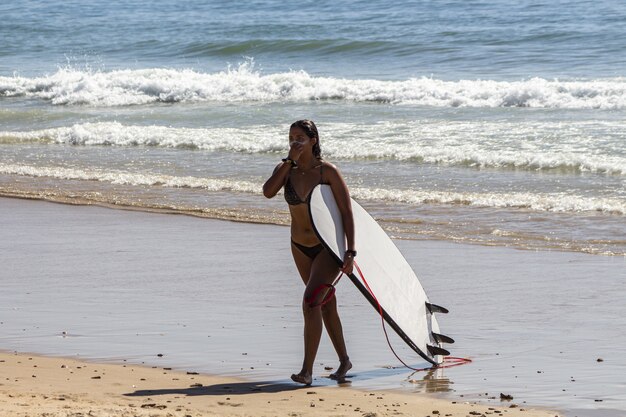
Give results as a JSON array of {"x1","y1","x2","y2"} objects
[{"x1": 1, "y1": 0, "x2": 625, "y2": 256}]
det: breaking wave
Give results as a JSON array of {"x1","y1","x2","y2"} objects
[
  {"x1": 2, "y1": 121, "x2": 624, "y2": 175},
  {"x1": 2, "y1": 64, "x2": 625, "y2": 108}
]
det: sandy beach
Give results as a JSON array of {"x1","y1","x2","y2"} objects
[
  {"x1": 2, "y1": 197, "x2": 625, "y2": 416},
  {"x1": 0, "y1": 351, "x2": 555, "y2": 417}
]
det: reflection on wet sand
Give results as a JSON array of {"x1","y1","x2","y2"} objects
[{"x1": 407, "y1": 367, "x2": 452, "y2": 394}]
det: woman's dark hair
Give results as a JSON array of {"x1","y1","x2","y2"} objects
[{"x1": 291, "y1": 119, "x2": 321, "y2": 159}]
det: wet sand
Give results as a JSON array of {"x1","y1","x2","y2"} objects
[{"x1": 1, "y1": 197, "x2": 625, "y2": 416}]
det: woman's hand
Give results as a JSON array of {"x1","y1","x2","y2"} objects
[
  {"x1": 288, "y1": 140, "x2": 305, "y2": 161},
  {"x1": 341, "y1": 252, "x2": 355, "y2": 275}
]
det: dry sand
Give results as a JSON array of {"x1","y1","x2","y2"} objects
[{"x1": 0, "y1": 351, "x2": 557, "y2": 417}]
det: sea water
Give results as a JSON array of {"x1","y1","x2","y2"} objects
[{"x1": 1, "y1": 0, "x2": 625, "y2": 256}]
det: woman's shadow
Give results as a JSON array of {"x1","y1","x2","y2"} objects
[
  {"x1": 124, "y1": 365, "x2": 450, "y2": 398},
  {"x1": 124, "y1": 380, "x2": 305, "y2": 398}
]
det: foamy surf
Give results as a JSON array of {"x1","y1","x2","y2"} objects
[
  {"x1": 0, "y1": 122, "x2": 286, "y2": 153},
  {"x1": 0, "y1": 163, "x2": 261, "y2": 194},
  {"x1": 2, "y1": 121, "x2": 624, "y2": 175},
  {"x1": 1, "y1": 163, "x2": 623, "y2": 215},
  {"x1": 2, "y1": 65, "x2": 626, "y2": 108}
]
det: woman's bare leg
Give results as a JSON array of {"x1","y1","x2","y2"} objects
[
  {"x1": 290, "y1": 243, "x2": 314, "y2": 384},
  {"x1": 291, "y1": 248, "x2": 347, "y2": 384},
  {"x1": 291, "y1": 244, "x2": 312, "y2": 283},
  {"x1": 290, "y1": 245, "x2": 351, "y2": 384},
  {"x1": 321, "y1": 296, "x2": 352, "y2": 379}
]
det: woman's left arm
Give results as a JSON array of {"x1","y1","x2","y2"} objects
[{"x1": 325, "y1": 163, "x2": 355, "y2": 274}]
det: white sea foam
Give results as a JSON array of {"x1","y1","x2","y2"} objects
[
  {"x1": 2, "y1": 163, "x2": 623, "y2": 215},
  {"x1": 0, "y1": 122, "x2": 285, "y2": 153},
  {"x1": 350, "y1": 186, "x2": 625, "y2": 215},
  {"x1": 322, "y1": 121, "x2": 626, "y2": 175},
  {"x1": 0, "y1": 163, "x2": 261, "y2": 194},
  {"x1": 3, "y1": 121, "x2": 624, "y2": 175},
  {"x1": 1, "y1": 65, "x2": 626, "y2": 108}
]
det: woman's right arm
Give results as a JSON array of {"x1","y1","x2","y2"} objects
[
  {"x1": 264, "y1": 141, "x2": 303, "y2": 198},
  {"x1": 263, "y1": 162, "x2": 291, "y2": 198}
]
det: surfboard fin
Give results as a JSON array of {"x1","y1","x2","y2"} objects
[
  {"x1": 432, "y1": 332, "x2": 455, "y2": 344},
  {"x1": 425, "y1": 302, "x2": 449, "y2": 314},
  {"x1": 427, "y1": 344, "x2": 450, "y2": 357}
]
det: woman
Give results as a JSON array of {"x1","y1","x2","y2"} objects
[{"x1": 263, "y1": 119, "x2": 356, "y2": 385}]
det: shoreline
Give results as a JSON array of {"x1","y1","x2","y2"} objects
[
  {"x1": 0, "y1": 189, "x2": 291, "y2": 226},
  {"x1": 0, "y1": 350, "x2": 557, "y2": 417},
  {"x1": 0, "y1": 190, "x2": 622, "y2": 258}
]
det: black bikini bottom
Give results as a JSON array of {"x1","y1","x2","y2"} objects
[{"x1": 291, "y1": 240, "x2": 324, "y2": 260}]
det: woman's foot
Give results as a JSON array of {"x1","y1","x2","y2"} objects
[
  {"x1": 291, "y1": 372, "x2": 313, "y2": 386},
  {"x1": 329, "y1": 358, "x2": 352, "y2": 380}
]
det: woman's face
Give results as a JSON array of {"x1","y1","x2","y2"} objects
[{"x1": 289, "y1": 126, "x2": 315, "y2": 149}]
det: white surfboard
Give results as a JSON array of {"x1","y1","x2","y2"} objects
[{"x1": 309, "y1": 184, "x2": 452, "y2": 365}]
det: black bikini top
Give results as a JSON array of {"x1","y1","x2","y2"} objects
[{"x1": 284, "y1": 164, "x2": 324, "y2": 206}]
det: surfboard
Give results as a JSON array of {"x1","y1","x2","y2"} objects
[{"x1": 309, "y1": 184, "x2": 453, "y2": 365}]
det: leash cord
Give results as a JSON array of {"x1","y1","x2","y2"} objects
[{"x1": 353, "y1": 261, "x2": 472, "y2": 371}]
